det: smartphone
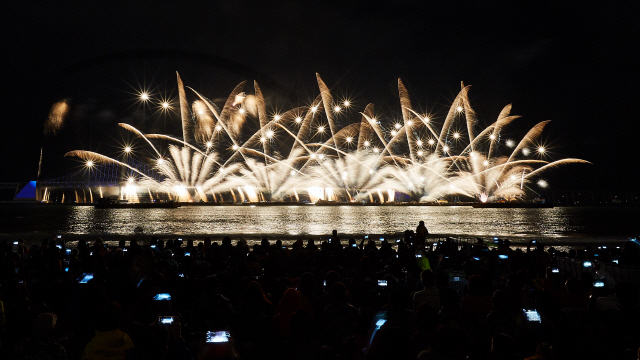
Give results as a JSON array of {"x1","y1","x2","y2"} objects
[
  {"x1": 551, "y1": 268, "x2": 559, "y2": 273},
  {"x1": 593, "y1": 281, "x2": 605, "y2": 288},
  {"x1": 15, "y1": 268, "x2": 19, "y2": 274},
  {"x1": 323, "y1": 280, "x2": 327, "y2": 287},
  {"x1": 66, "y1": 248, "x2": 71, "y2": 255},
  {"x1": 613, "y1": 259, "x2": 619, "y2": 264},
  {"x1": 185, "y1": 252, "x2": 191, "y2": 257},
  {"x1": 56, "y1": 245, "x2": 62, "y2": 249},
  {"x1": 415, "y1": 252, "x2": 422, "y2": 258},
  {"x1": 178, "y1": 238, "x2": 182, "y2": 241},
  {"x1": 379, "y1": 238, "x2": 385, "y2": 241},
  {"x1": 531, "y1": 240, "x2": 537, "y2": 244},
  {"x1": 158, "y1": 316, "x2": 174, "y2": 325},
  {"x1": 64, "y1": 267, "x2": 69, "y2": 272},
  {"x1": 90, "y1": 252, "x2": 94, "y2": 256},
  {"x1": 206, "y1": 331, "x2": 230, "y2": 343},
  {"x1": 57, "y1": 235, "x2": 62, "y2": 239},
  {"x1": 123, "y1": 248, "x2": 128, "y2": 252},
  {"x1": 473, "y1": 257, "x2": 480, "y2": 261},
  {"x1": 351, "y1": 243, "x2": 357, "y2": 248},
  {"x1": 150, "y1": 245, "x2": 157, "y2": 249},
  {"x1": 378, "y1": 280, "x2": 388, "y2": 287},
  {"x1": 78, "y1": 273, "x2": 94, "y2": 283},
  {"x1": 583, "y1": 261, "x2": 592, "y2": 268},
  {"x1": 364, "y1": 235, "x2": 369, "y2": 240},
  {"x1": 453, "y1": 276, "x2": 460, "y2": 281},
  {"x1": 396, "y1": 239, "x2": 401, "y2": 243},
  {"x1": 395, "y1": 254, "x2": 399, "y2": 258},
  {"x1": 523, "y1": 309, "x2": 541, "y2": 323},
  {"x1": 178, "y1": 272, "x2": 184, "y2": 278},
  {"x1": 498, "y1": 255, "x2": 508, "y2": 259},
  {"x1": 154, "y1": 293, "x2": 171, "y2": 301},
  {"x1": 282, "y1": 246, "x2": 287, "y2": 249}
]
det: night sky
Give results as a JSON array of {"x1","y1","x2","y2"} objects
[{"x1": 2, "y1": 2, "x2": 638, "y2": 191}]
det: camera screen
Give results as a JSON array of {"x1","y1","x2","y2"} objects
[
  {"x1": 364, "y1": 235, "x2": 369, "y2": 239},
  {"x1": 13, "y1": 241, "x2": 19, "y2": 245},
  {"x1": 206, "y1": 331, "x2": 230, "y2": 343},
  {"x1": 551, "y1": 268, "x2": 559, "y2": 273},
  {"x1": 150, "y1": 245, "x2": 157, "y2": 249},
  {"x1": 159, "y1": 317, "x2": 174, "y2": 325},
  {"x1": 78, "y1": 273, "x2": 93, "y2": 283},
  {"x1": 379, "y1": 238, "x2": 385, "y2": 241},
  {"x1": 351, "y1": 243, "x2": 357, "y2": 248},
  {"x1": 154, "y1": 293, "x2": 172, "y2": 301},
  {"x1": 498, "y1": 255, "x2": 508, "y2": 259},
  {"x1": 531, "y1": 240, "x2": 537, "y2": 244},
  {"x1": 594, "y1": 281, "x2": 605, "y2": 288},
  {"x1": 56, "y1": 245, "x2": 62, "y2": 249},
  {"x1": 378, "y1": 280, "x2": 388, "y2": 287},
  {"x1": 473, "y1": 257, "x2": 480, "y2": 261},
  {"x1": 583, "y1": 261, "x2": 592, "y2": 268},
  {"x1": 323, "y1": 280, "x2": 327, "y2": 287},
  {"x1": 185, "y1": 252, "x2": 191, "y2": 256},
  {"x1": 524, "y1": 309, "x2": 541, "y2": 323},
  {"x1": 57, "y1": 235, "x2": 62, "y2": 239},
  {"x1": 415, "y1": 252, "x2": 422, "y2": 258}
]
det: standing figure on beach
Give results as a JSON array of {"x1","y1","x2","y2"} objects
[{"x1": 416, "y1": 221, "x2": 429, "y2": 247}]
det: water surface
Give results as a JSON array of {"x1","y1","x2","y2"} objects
[{"x1": 1, "y1": 204, "x2": 637, "y2": 244}]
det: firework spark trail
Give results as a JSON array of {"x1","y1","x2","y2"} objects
[
  {"x1": 357, "y1": 104, "x2": 375, "y2": 155},
  {"x1": 118, "y1": 123, "x2": 162, "y2": 157},
  {"x1": 176, "y1": 73, "x2": 193, "y2": 143},
  {"x1": 254, "y1": 81, "x2": 270, "y2": 163},
  {"x1": 316, "y1": 74, "x2": 341, "y2": 161},
  {"x1": 64, "y1": 151, "x2": 154, "y2": 180},
  {"x1": 437, "y1": 86, "x2": 470, "y2": 155},
  {"x1": 398, "y1": 79, "x2": 416, "y2": 163}
]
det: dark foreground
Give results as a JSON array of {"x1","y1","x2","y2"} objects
[{"x1": 1, "y1": 234, "x2": 640, "y2": 360}]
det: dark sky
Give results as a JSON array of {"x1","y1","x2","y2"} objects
[{"x1": 2, "y1": 1, "x2": 638, "y2": 191}]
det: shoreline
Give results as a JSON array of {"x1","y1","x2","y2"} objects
[{"x1": 3, "y1": 231, "x2": 630, "y2": 248}]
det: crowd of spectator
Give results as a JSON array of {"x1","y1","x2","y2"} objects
[{"x1": 1, "y1": 228, "x2": 640, "y2": 360}]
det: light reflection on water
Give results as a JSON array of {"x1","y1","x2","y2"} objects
[{"x1": 1, "y1": 205, "x2": 637, "y2": 243}]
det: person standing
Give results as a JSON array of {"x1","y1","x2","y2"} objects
[{"x1": 416, "y1": 221, "x2": 429, "y2": 247}]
